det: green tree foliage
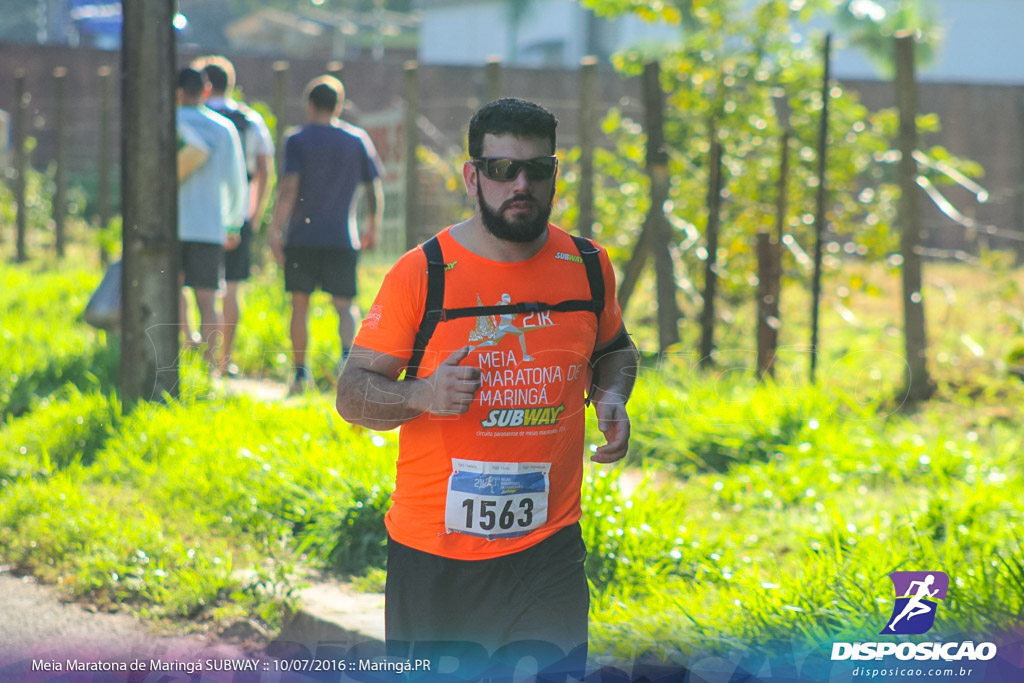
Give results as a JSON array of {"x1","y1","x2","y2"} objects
[{"x1": 569, "y1": 0, "x2": 980, "y2": 313}]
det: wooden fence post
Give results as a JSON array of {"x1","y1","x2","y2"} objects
[
  {"x1": 13, "y1": 69, "x2": 28, "y2": 263},
  {"x1": 809, "y1": 34, "x2": 831, "y2": 383},
  {"x1": 54, "y1": 66, "x2": 67, "y2": 259},
  {"x1": 577, "y1": 56, "x2": 597, "y2": 239},
  {"x1": 616, "y1": 225, "x2": 653, "y2": 313},
  {"x1": 403, "y1": 60, "x2": 420, "y2": 250},
  {"x1": 120, "y1": 0, "x2": 179, "y2": 407},
  {"x1": 485, "y1": 57, "x2": 502, "y2": 104},
  {"x1": 699, "y1": 122, "x2": 723, "y2": 368},
  {"x1": 895, "y1": 33, "x2": 932, "y2": 401},
  {"x1": 757, "y1": 124, "x2": 789, "y2": 379},
  {"x1": 757, "y1": 231, "x2": 780, "y2": 379},
  {"x1": 775, "y1": 131, "x2": 790, "y2": 245},
  {"x1": 272, "y1": 61, "x2": 289, "y2": 179},
  {"x1": 97, "y1": 65, "x2": 114, "y2": 266},
  {"x1": 327, "y1": 61, "x2": 345, "y2": 122},
  {"x1": 643, "y1": 61, "x2": 680, "y2": 354}
]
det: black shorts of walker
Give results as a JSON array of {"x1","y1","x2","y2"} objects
[
  {"x1": 180, "y1": 241, "x2": 224, "y2": 290},
  {"x1": 283, "y1": 246, "x2": 358, "y2": 298},
  {"x1": 224, "y1": 220, "x2": 254, "y2": 282}
]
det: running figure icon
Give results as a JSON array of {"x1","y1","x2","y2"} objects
[
  {"x1": 469, "y1": 293, "x2": 541, "y2": 361},
  {"x1": 888, "y1": 574, "x2": 939, "y2": 631}
]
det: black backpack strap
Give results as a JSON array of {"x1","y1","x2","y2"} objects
[
  {"x1": 211, "y1": 106, "x2": 254, "y2": 180},
  {"x1": 571, "y1": 236, "x2": 608, "y2": 407},
  {"x1": 212, "y1": 106, "x2": 251, "y2": 136},
  {"x1": 405, "y1": 234, "x2": 606, "y2": 380},
  {"x1": 436, "y1": 298, "x2": 598, "y2": 321},
  {"x1": 406, "y1": 236, "x2": 445, "y2": 379},
  {"x1": 571, "y1": 235, "x2": 605, "y2": 318}
]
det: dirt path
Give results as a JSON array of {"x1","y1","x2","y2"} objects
[
  {"x1": 0, "y1": 569, "x2": 248, "y2": 679},
  {"x1": 223, "y1": 376, "x2": 289, "y2": 401}
]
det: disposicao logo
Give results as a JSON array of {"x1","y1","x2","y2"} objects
[
  {"x1": 830, "y1": 570, "x2": 998, "y2": 663},
  {"x1": 881, "y1": 571, "x2": 948, "y2": 635}
]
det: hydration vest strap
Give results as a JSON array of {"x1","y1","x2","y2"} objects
[
  {"x1": 406, "y1": 236, "x2": 446, "y2": 379},
  {"x1": 570, "y1": 235, "x2": 605, "y2": 318},
  {"x1": 404, "y1": 234, "x2": 606, "y2": 380},
  {"x1": 426, "y1": 298, "x2": 599, "y2": 322}
]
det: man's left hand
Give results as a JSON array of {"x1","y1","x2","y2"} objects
[
  {"x1": 591, "y1": 399, "x2": 630, "y2": 464},
  {"x1": 224, "y1": 232, "x2": 241, "y2": 250}
]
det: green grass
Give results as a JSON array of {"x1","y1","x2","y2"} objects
[
  {"x1": 0, "y1": 386, "x2": 120, "y2": 484},
  {"x1": 584, "y1": 378, "x2": 1024, "y2": 657},
  {"x1": 1, "y1": 249, "x2": 1023, "y2": 656},
  {"x1": 0, "y1": 265, "x2": 117, "y2": 420}
]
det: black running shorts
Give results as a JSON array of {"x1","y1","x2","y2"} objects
[
  {"x1": 283, "y1": 246, "x2": 358, "y2": 298},
  {"x1": 224, "y1": 221, "x2": 254, "y2": 282},
  {"x1": 384, "y1": 523, "x2": 589, "y2": 681},
  {"x1": 180, "y1": 241, "x2": 223, "y2": 290}
]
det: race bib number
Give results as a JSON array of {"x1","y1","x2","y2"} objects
[{"x1": 445, "y1": 459, "x2": 550, "y2": 540}]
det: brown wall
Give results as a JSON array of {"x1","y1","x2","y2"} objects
[{"x1": 1, "y1": 43, "x2": 1020, "y2": 254}]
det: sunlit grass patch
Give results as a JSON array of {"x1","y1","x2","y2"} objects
[{"x1": 2, "y1": 255, "x2": 1024, "y2": 652}]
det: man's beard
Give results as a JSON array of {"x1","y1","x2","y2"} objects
[{"x1": 477, "y1": 179, "x2": 554, "y2": 244}]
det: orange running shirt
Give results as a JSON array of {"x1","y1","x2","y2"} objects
[{"x1": 354, "y1": 224, "x2": 624, "y2": 560}]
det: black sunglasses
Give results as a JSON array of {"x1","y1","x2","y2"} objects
[{"x1": 472, "y1": 156, "x2": 558, "y2": 182}]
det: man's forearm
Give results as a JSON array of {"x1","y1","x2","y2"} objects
[
  {"x1": 370, "y1": 178, "x2": 384, "y2": 224},
  {"x1": 269, "y1": 176, "x2": 299, "y2": 237},
  {"x1": 337, "y1": 366, "x2": 428, "y2": 430},
  {"x1": 592, "y1": 336, "x2": 640, "y2": 404}
]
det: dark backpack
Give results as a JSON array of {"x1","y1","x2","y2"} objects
[
  {"x1": 210, "y1": 105, "x2": 252, "y2": 179},
  {"x1": 405, "y1": 234, "x2": 605, "y2": 379}
]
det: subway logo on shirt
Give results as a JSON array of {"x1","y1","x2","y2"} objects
[{"x1": 481, "y1": 405, "x2": 566, "y2": 429}]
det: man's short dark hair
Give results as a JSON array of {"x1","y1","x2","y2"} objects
[
  {"x1": 468, "y1": 98, "x2": 557, "y2": 158},
  {"x1": 309, "y1": 84, "x2": 337, "y2": 112},
  {"x1": 204, "y1": 64, "x2": 228, "y2": 93},
  {"x1": 306, "y1": 76, "x2": 344, "y2": 113},
  {"x1": 193, "y1": 55, "x2": 236, "y2": 94},
  {"x1": 178, "y1": 67, "x2": 207, "y2": 97}
]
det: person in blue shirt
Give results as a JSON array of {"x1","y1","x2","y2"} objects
[
  {"x1": 269, "y1": 75, "x2": 384, "y2": 396},
  {"x1": 176, "y1": 67, "x2": 247, "y2": 371}
]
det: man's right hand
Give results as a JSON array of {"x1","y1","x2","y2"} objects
[{"x1": 419, "y1": 346, "x2": 481, "y2": 415}]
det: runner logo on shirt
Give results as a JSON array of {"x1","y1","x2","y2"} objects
[
  {"x1": 470, "y1": 294, "x2": 569, "y2": 433},
  {"x1": 469, "y1": 293, "x2": 554, "y2": 363}
]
